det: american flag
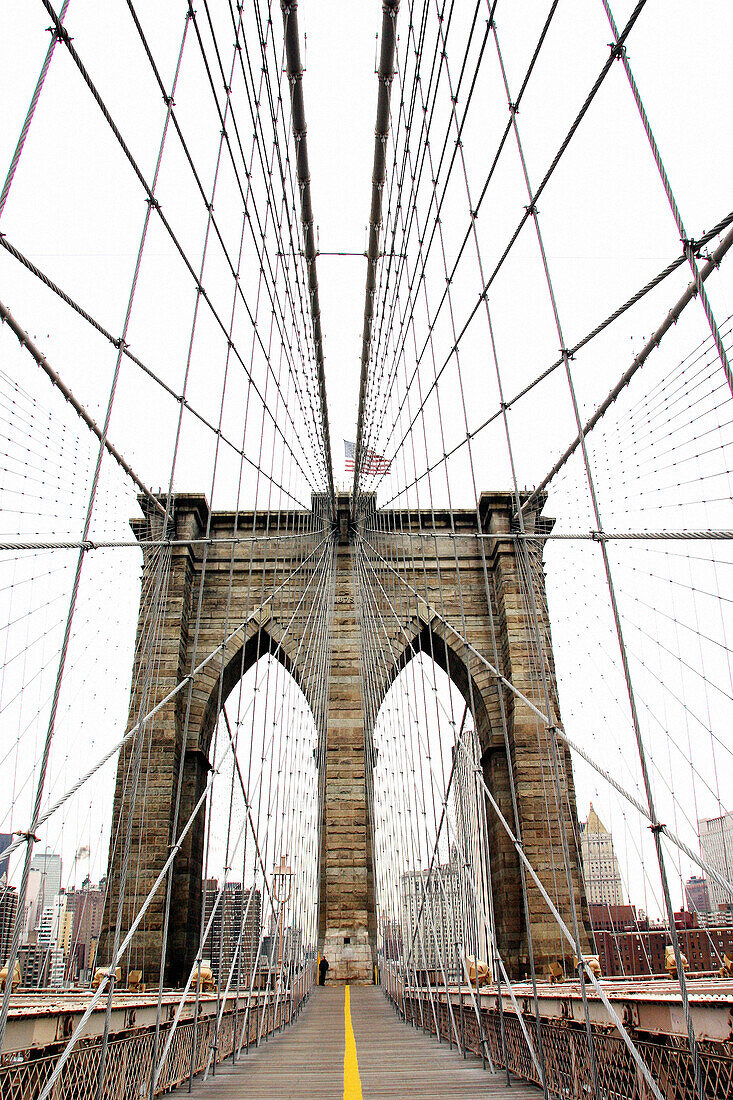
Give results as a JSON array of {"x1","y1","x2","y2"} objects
[{"x1": 344, "y1": 439, "x2": 391, "y2": 475}]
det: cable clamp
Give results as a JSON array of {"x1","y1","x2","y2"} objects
[
  {"x1": 590, "y1": 530, "x2": 607, "y2": 543},
  {"x1": 146, "y1": 196, "x2": 160, "y2": 211},
  {"x1": 649, "y1": 822, "x2": 665, "y2": 835},
  {"x1": 609, "y1": 42, "x2": 627, "y2": 60},
  {"x1": 163, "y1": 94, "x2": 175, "y2": 108},
  {"x1": 49, "y1": 24, "x2": 71, "y2": 46},
  {"x1": 82, "y1": 540, "x2": 97, "y2": 552},
  {"x1": 508, "y1": 101, "x2": 518, "y2": 116},
  {"x1": 14, "y1": 829, "x2": 40, "y2": 843}
]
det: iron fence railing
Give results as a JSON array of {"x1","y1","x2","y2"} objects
[
  {"x1": 388, "y1": 985, "x2": 733, "y2": 1100},
  {"x1": 0, "y1": 972, "x2": 313, "y2": 1100}
]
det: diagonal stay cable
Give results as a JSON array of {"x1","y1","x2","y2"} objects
[
  {"x1": 0, "y1": 299, "x2": 163, "y2": 514},
  {"x1": 40, "y1": 0, "x2": 323, "y2": 499},
  {"x1": 0, "y1": 234, "x2": 309, "y2": 509},
  {"x1": 524, "y1": 220, "x2": 733, "y2": 511},
  {"x1": 359, "y1": 0, "x2": 649, "y2": 499}
]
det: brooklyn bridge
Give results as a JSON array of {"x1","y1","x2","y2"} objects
[{"x1": 0, "y1": 2, "x2": 732, "y2": 1097}]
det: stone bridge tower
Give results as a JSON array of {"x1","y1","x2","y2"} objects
[{"x1": 100, "y1": 491, "x2": 589, "y2": 985}]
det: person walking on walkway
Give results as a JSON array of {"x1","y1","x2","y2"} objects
[{"x1": 318, "y1": 956, "x2": 329, "y2": 985}]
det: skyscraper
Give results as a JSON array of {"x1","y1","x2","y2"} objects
[
  {"x1": 0, "y1": 884, "x2": 18, "y2": 966},
  {"x1": 202, "y1": 880, "x2": 262, "y2": 986},
  {"x1": 685, "y1": 875, "x2": 711, "y2": 915},
  {"x1": 452, "y1": 729, "x2": 491, "y2": 965},
  {"x1": 580, "y1": 804, "x2": 625, "y2": 907},
  {"x1": 699, "y1": 812, "x2": 733, "y2": 912},
  {"x1": 28, "y1": 851, "x2": 62, "y2": 931},
  {"x1": 63, "y1": 883, "x2": 105, "y2": 981},
  {"x1": 37, "y1": 895, "x2": 67, "y2": 988},
  {"x1": 400, "y1": 863, "x2": 462, "y2": 981},
  {"x1": 0, "y1": 834, "x2": 12, "y2": 884}
]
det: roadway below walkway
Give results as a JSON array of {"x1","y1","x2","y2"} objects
[{"x1": 181, "y1": 984, "x2": 540, "y2": 1099}]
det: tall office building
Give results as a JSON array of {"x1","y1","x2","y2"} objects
[
  {"x1": 580, "y1": 804, "x2": 625, "y2": 907},
  {"x1": 64, "y1": 883, "x2": 105, "y2": 981},
  {"x1": 699, "y1": 812, "x2": 733, "y2": 912},
  {"x1": 0, "y1": 833, "x2": 12, "y2": 884},
  {"x1": 202, "y1": 880, "x2": 262, "y2": 986},
  {"x1": 0, "y1": 884, "x2": 18, "y2": 966},
  {"x1": 37, "y1": 896, "x2": 67, "y2": 988},
  {"x1": 452, "y1": 729, "x2": 491, "y2": 964},
  {"x1": 28, "y1": 851, "x2": 62, "y2": 932},
  {"x1": 400, "y1": 862, "x2": 462, "y2": 980}
]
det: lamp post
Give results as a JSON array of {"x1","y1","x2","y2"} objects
[{"x1": 273, "y1": 855, "x2": 293, "y2": 992}]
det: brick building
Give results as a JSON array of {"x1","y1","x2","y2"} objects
[{"x1": 595, "y1": 923, "x2": 733, "y2": 976}]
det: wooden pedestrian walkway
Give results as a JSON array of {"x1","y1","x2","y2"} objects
[{"x1": 179, "y1": 985, "x2": 541, "y2": 1099}]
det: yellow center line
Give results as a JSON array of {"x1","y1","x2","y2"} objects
[{"x1": 343, "y1": 984, "x2": 363, "y2": 1100}]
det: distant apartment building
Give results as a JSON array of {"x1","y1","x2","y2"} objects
[
  {"x1": 400, "y1": 862, "x2": 462, "y2": 981},
  {"x1": 588, "y1": 903, "x2": 639, "y2": 933},
  {"x1": 18, "y1": 937, "x2": 56, "y2": 990},
  {"x1": 202, "y1": 880, "x2": 262, "y2": 986},
  {"x1": 18, "y1": 930, "x2": 63, "y2": 989},
  {"x1": 685, "y1": 875, "x2": 711, "y2": 915},
  {"x1": 698, "y1": 812, "x2": 733, "y2": 912},
  {"x1": 0, "y1": 884, "x2": 18, "y2": 966},
  {"x1": 580, "y1": 804, "x2": 624, "y2": 907}
]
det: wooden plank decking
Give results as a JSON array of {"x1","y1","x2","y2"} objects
[{"x1": 180, "y1": 985, "x2": 541, "y2": 1099}]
